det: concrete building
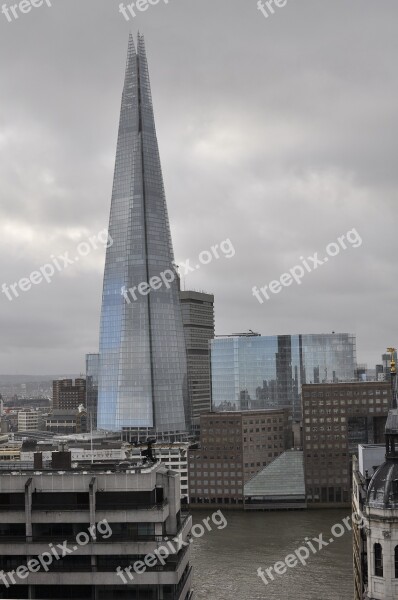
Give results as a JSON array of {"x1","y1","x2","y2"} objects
[
  {"x1": 53, "y1": 379, "x2": 86, "y2": 411},
  {"x1": 303, "y1": 381, "x2": 391, "y2": 506},
  {"x1": 180, "y1": 291, "x2": 214, "y2": 431},
  {"x1": 0, "y1": 460, "x2": 193, "y2": 599},
  {"x1": 130, "y1": 443, "x2": 189, "y2": 501},
  {"x1": 17, "y1": 411, "x2": 42, "y2": 432},
  {"x1": 189, "y1": 409, "x2": 292, "y2": 506}
]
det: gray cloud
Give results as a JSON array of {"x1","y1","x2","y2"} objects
[{"x1": 0, "y1": 0, "x2": 397, "y2": 374}]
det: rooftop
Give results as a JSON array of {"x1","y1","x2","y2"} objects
[{"x1": 244, "y1": 450, "x2": 305, "y2": 498}]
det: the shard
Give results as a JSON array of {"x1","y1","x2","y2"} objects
[{"x1": 97, "y1": 34, "x2": 189, "y2": 440}]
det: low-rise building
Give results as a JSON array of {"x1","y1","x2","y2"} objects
[
  {"x1": 189, "y1": 409, "x2": 292, "y2": 506},
  {"x1": 45, "y1": 408, "x2": 87, "y2": 435}
]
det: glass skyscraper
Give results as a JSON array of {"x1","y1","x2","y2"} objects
[
  {"x1": 211, "y1": 333, "x2": 357, "y2": 419},
  {"x1": 97, "y1": 34, "x2": 189, "y2": 439}
]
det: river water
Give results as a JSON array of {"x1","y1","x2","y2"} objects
[{"x1": 190, "y1": 509, "x2": 353, "y2": 600}]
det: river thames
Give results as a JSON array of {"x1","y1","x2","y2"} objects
[{"x1": 190, "y1": 509, "x2": 353, "y2": 599}]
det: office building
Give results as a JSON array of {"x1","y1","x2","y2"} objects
[
  {"x1": 211, "y1": 332, "x2": 356, "y2": 420},
  {"x1": 130, "y1": 442, "x2": 190, "y2": 501},
  {"x1": 180, "y1": 291, "x2": 214, "y2": 429},
  {"x1": 303, "y1": 381, "x2": 391, "y2": 505},
  {"x1": 97, "y1": 34, "x2": 189, "y2": 440},
  {"x1": 45, "y1": 408, "x2": 88, "y2": 435},
  {"x1": 17, "y1": 410, "x2": 42, "y2": 432},
  {"x1": 0, "y1": 460, "x2": 193, "y2": 599},
  {"x1": 189, "y1": 409, "x2": 292, "y2": 506},
  {"x1": 52, "y1": 378, "x2": 86, "y2": 411},
  {"x1": 86, "y1": 354, "x2": 99, "y2": 428}
]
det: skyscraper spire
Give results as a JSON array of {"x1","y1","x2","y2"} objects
[{"x1": 97, "y1": 35, "x2": 189, "y2": 440}]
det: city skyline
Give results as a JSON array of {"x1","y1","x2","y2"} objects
[{"x1": 0, "y1": 1, "x2": 396, "y2": 377}]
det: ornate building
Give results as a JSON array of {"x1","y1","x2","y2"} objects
[{"x1": 353, "y1": 351, "x2": 398, "y2": 600}]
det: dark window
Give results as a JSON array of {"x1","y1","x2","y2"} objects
[
  {"x1": 374, "y1": 543, "x2": 383, "y2": 577},
  {"x1": 34, "y1": 586, "x2": 93, "y2": 599},
  {"x1": 0, "y1": 523, "x2": 25, "y2": 539},
  {"x1": 32, "y1": 492, "x2": 89, "y2": 510},
  {"x1": 96, "y1": 491, "x2": 155, "y2": 509},
  {"x1": 32, "y1": 523, "x2": 89, "y2": 541},
  {"x1": 395, "y1": 545, "x2": 398, "y2": 579},
  {"x1": 0, "y1": 493, "x2": 24, "y2": 509}
]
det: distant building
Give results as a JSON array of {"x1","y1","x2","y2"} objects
[
  {"x1": 17, "y1": 410, "x2": 44, "y2": 432},
  {"x1": 45, "y1": 408, "x2": 88, "y2": 435},
  {"x1": 180, "y1": 291, "x2": 214, "y2": 431},
  {"x1": 211, "y1": 333, "x2": 357, "y2": 420},
  {"x1": 189, "y1": 409, "x2": 292, "y2": 506},
  {"x1": 86, "y1": 353, "x2": 99, "y2": 428},
  {"x1": 52, "y1": 378, "x2": 86, "y2": 411},
  {"x1": 303, "y1": 381, "x2": 391, "y2": 505}
]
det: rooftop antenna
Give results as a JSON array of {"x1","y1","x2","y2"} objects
[{"x1": 387, "y1": 347, "x2": 397, "y2": 409}]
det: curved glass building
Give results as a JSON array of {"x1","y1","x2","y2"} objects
[
  {"x1": 97, "y1": 35, "x2": 189, "y2": 440},
  {"x1": 211, "y1": 333, "x2": 357, "y2": 419}
]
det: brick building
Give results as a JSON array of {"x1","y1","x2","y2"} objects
[
  {"x1": 52, "y1": 378, "x2": 86, "y2": 411},
  {"x1": 303, "y1": 381, "x2": 391, "y2": 505},
  {"x1": 189, "y1": 409, "x2": 292, "y2": 506}
]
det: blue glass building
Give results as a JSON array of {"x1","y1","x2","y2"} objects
[
  {"x1": 97, "y1": 35, "x2": 189, "y2": 439},
  {"x1": 211, "y1": 333, "x2": 357, "y2": 419}
]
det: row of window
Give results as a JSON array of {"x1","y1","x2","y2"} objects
[{"x1": 374, "y1": 543, "x2": 398, "y2": 578}]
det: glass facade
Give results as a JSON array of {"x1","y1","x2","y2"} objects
[
  {"x1": 211, "y1": 333, "x2": 357, "y2": 419},
  {"x1": 97, "y1": 35, "x2": 189, "y2": 437}
]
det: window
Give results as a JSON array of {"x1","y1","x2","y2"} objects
[
  {"x1": 395, "y1": 545, "x2": 398, "y2": 579},
  {"x1": 374, "y1": 543, "x2": 383, "y2": 577}
]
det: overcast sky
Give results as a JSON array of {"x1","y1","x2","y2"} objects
[{"x1": 0, "y1": 0, "x2": 397, "y2": 375}]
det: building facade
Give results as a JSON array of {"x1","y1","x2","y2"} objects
[
  {"x1": 130, "y1": 443, "x2": 189, "y2": 501},
  {"x1": 211, "y1": 333, "x2": 357, "y2": 420},
  {"x1": 45, "y1": 409, "x2": 88, "y2": 435},
  {"x1": 53, "y1": 379, "x2": 86, "y2": 411},
  {"x1": 97, "y1": 34, "x2": 189, "y2": 440},
  {"x1": 180, "y1": 291, "x2": 214, "y2": 429},
  {"x1": 353, "y1": 409, "x2": 398, "y2": 600},
  {"x1": 17, "y1": 411, "x2": 41, "y2": 433},
  {"x1": 189, "y1": 409, "x2": 292, "y2": 506},
  {"x1": 303, "y1": 381, "x2": 391, "y2": 506},
  {"x1": 86, "y1": 354, "x2": 99, "y2": 429},
  {"x1": 0, "y1": 461, "x2": 193, "y2": 599}
]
